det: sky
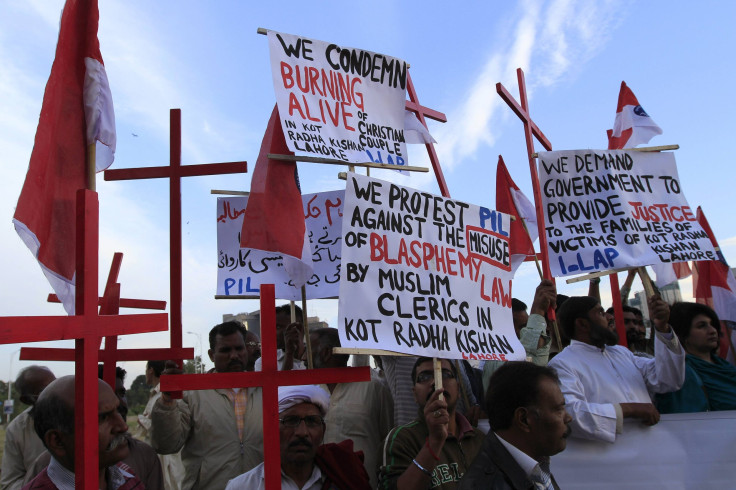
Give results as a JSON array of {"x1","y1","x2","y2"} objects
[{"x1": 1, "y1": 0, "x2": 735, "y2": 384}]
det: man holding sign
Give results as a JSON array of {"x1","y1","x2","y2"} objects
[
  {"x1": 548, "y1": 295, "x2": 685, "y2": 443},
  {"x1": 379, "y1": 358, "x2": 483, "y2": 489}
]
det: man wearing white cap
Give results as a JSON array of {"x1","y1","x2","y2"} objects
[{"x1": 225, "y1": 385, "x2": 370, "y2": 489}]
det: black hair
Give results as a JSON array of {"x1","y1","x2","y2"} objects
[
  {"x1": 669, "y1": 302, "x2": 720, "y2": 344},
  {"x1": 147, "y1": 360, "x2": 166, "y2": 377},
  {"x1": 622, "y1": 305, "x2": 642, "y2": 317},
  {"x1": 33, "y1": 381, "x2": 75, "y2": 448},
  {"x1": 15, "y1": 366, "x2": 52, "y2": 397},
  {"x1": 276, "y1": 304, "x2": 303, "y2": 320},
  {"x1": 410, "y1": 357, "x2": 457, "y2": 384},
  {"x1": 511, "y1": 298, "x2": 527, "y2": 312},
  {"x1": 97, "y1": 364, "x2": 127, "y2": 382},
  {"x1": 486, "y1": 361, "x2": 560, "y2": 430},
  {"x1": 311, "y1": 327, "x2": 342, "y2": 351},
  {"x1": 209, "y1": 320, "x2": 248, "y2": 350},
  {"x1": 557, "y1": 296, "x2": 600, "y2": 340}
]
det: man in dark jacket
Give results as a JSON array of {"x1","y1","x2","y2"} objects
[{"x1": 460, "y1": 362, "x2": 571, "y2": 490}]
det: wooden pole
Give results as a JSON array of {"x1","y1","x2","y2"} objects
[{"x1": 301, "y1": 286, "x2": 313, "y2": 370}]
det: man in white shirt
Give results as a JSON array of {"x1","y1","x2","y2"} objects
[
  {"x1": 254, "y1": 305, "x2": 304, "y2": 371},
  {"x1": 460, "y1": 362, "x2": 571, "y2": 489},
  {"x1": 548, "y1": 294, "x2": 685, "y2": 443},
  {"x1": 225, "y1": 385, "x2": 370, "y2": 490}
]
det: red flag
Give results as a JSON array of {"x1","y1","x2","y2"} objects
[
  {"x1": 496, "y1": 156, "x2": 537, "y2": 273},
  {"x1": 13, "y1": 0, "x2": 115, "y2": 315},
  {"x1": 240, "y1": 105, "x2": 313, "y2": 288},
  {"x1": 692, "y1": 207, "x2": 736, "y2": 359},
  {"x1": 606, "y1": 81, "x2": 662, "y2": 150}
]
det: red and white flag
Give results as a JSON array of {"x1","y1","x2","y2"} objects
[
  {"x1": 496, "y1": 156, "x2": 537, "y2": 273},
  {"x1": 606, "y1": 81, "x2": 662, "y2": 150},
  {"x1": 13, "y1": 0, "x2": 116, "y2": 315},
  {"x1": 240, "y1": 104, "x2": 313, "y2": 288},
  {"x1": 692, "y1": 207, "x2": 736, "y2": 360}
]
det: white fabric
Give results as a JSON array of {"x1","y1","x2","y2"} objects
[
  {"x1": 224, "y1": 462, "x2": 324, "y2": 490},
  {"x1": 509, "y1": 186, "x2": 538, "y2": 273},
  {"x1": 548, "y1": 331, "x2": 685, "y2": 443},
  {"x1": 712, "y1": 271, "x2": 736, "y2": 323},
  {"x1": 552, "y1": 411, "x2": 736, "y2": 490},
  {"x1": 278, "y1": 385, "x2": 330, "y2": 415},
  {"x1": 403, "y1": 110, "x2": 437, "y2": 144},
  {"x1": 83, "y1": 57, "x2": 115, "y2": 171},
  {"x1": 254, "y1": 348, "x2": 304, "y2": 372},
  {"x1": 495, "y1": 432, "x2": 540, "y2": 478},
  {"x1": 610, "y1": 103, "x2": 662, "y2": 148}
]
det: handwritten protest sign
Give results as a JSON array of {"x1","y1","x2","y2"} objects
[
  {"x1": 217, "y1": 190, "x2": 344, "y2": 300},
  {"x1": 267, "y1": 30, "x2": 408, "y2": 166},
  {"x1": 338, "y1": 173, "x2": 524, "y2": 361},
  {"x1": 538, "y1": 150, "x2": 718, "y2": 277}
]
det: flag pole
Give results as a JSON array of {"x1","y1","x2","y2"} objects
[
  {"x1": 87, "y1": 144, "x2": 96, "y2": 191},
  {"x1": 301, "y1": 286, "x2": 314, "y2": 370}
]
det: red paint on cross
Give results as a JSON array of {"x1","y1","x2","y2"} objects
[
  {"x1": 160, "y1": 284, "x2": 371, "y2": 490},
  {"x1": 0, "y1": 190, "x2": 169, "y2": 489}
]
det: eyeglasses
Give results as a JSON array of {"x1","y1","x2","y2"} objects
[
  {"x1": 279, "y1": 415, "x2": 324, "y2": 428},
  {"x1": 416, "y1": 369, "x2": 455, "y2": 384},
  {"x1": 245, "y1": 342, "x2": 261, "y2": 349}
]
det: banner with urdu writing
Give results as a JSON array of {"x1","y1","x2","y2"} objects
[
  {"x1": 338, "y1": 173, "x2": 524, "y2": 361},
  {"x1": 217, "y1": 190, "x2": 343, "y2": 300},
  {"x1": 538, "y1": 150, "x2": 717, "y2": 277},
  {"x1": 267, "y1": 30, "x2": 408, "y2": 166}
]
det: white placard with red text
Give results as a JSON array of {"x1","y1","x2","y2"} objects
[
  {"x1": 338, "y1": 173, "x2": 524, "y2": 361},
  {"x1": 538, "y1": 150, "x2": 718, "y2": 277},
  {"x1": 268, "y1": 30, "x2": 408, "y2": 166}
]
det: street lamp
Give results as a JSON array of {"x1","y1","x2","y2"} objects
[
  {"x1": 6, "y1": 348, "x2": 20, "y2": 424},
  {"x1": 186, "y1": 331, "x2": 203, "y2": 373}
]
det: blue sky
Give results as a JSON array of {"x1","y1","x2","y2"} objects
[{"x1": 1, "y1": 0, "x2": 735, "y2": 382}]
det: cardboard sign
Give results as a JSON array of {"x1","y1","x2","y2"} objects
[
  {"x1": 217, "y1": 190, "x2": 344, "y2": 300},
  {"x1": 538, "y1": 150, "x2": 718, "y2": 277},
  {"x1": 338, "y1": 173, "x2": 524, "y2": 361},
  {"x1": 267, "y1": 30, "x2": 408, "y2": 166}
]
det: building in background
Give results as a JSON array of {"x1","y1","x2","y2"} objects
[{"x1": 223, "y1": 310, "x2": 328, "y2": 337}]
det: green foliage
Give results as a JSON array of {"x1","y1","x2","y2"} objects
[{"x1": 126, "y1": 374, "x2": 149, "y2": 415}]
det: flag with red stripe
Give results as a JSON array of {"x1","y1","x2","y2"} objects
[{"x1": 496, "y1": 156, "x2": 537, "y2": 273}]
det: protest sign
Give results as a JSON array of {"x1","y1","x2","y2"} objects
[
  {"x1": 338, "y1": 173, "x2": 524, "y2": 361},
  {"x1": 267, "y1": 30, "x2": 408, "y2": 166},
  {"x1": 217, "y1": 190, "x2": 344, "y2": 300},
  {"x1": 538, "y1": 150, "x2": 718, "y2": 277}
]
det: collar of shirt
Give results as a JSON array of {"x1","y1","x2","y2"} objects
[
  {"x1": 495, "y1": 432, "x2": 544, "y2": 479},
  {"x1": 569, "y1": 339, "x2": 607, "y2": 353},
  {"x1": 47, "y1": 457, "x2": 134, "y2": 490}
]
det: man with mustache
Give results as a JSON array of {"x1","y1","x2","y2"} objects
[
  {"x1": 379, "y1": 358, "x2": 484, "y2": 489},
  {"x1": 225, "y1": 385, "x2": 370, "y2": 489},
  {"x1": 21, "y1": 376, "x2": 141, "y2": 489},
  {"x1": 548, "y1": 295, "x2": 685, "y2": 443},
  {"x1": 151, "y1": 321, "x2": 263, "y2": 489},
  {"x1": 460, "y1": 362, "x2": 571, "y2": 490}
]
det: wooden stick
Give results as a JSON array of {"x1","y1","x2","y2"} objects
[
  {"x1": 638, "y1": 267, "x2": 656, "y2": 297},
  {"x1": 87, "y1": 144, "x2": 96, "y2": 192},
  {"x1": 332, "y1": 347, "x2": 412, "y2": 357},
  {"x1": 565, "y1": 267, "x2": 633, "y2": 284},
  {"x1": 267, "y1": 153, "x2": 429, "y2": 173},
  {"x1": 532, "y1": 144, "x2": 679, "y2": 158},
  {"x1": 434, "y1": 358, "x2": 444, "y2": 401},
  {"x1": 301, "y1": 286, "x2": 313, "y2": 370},
  {"x1": 210, "y1": 190, "x2": 250, "y2": 196}
]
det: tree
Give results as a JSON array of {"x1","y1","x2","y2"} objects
[
  {"x1": 183, "y1": 355, "x2": 206, "y2": 374},
  {"x1": 126, "y1": 374, "x2": 149, "y2": 415}
]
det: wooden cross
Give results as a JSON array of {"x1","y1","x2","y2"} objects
[
  {"x1": 20, "y1": 252, "x2": 195, "y2": 389},
  {"x1": 497, "y1": 68, "x2": 628, "y2": 344},
  {"x1": 160, "y1": 284, "x2": 371, "y2": 490},
  {"x1": 405, "y1": 72, "x2": 451, "y2": 198},
  {"x1": 0, "y1": 190, "x2": 169, "y2": 489},
  {"x1": 104, "y1": 108, "x2": 247, "y2": 378}
]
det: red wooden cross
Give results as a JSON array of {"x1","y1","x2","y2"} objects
[
  {"x1": 104, "y1": 108, "x2": 247, "y2": 378},
  {"x1": 160, "y1": 284, "x2": 371, "y2": 490},
  {"x1": 20, "y1": 252, "x2": 195, "y2": 389},
  {"x1": 405, "y1": 71, "x2": 451, "y2": 198},
  {"x1": 0, "y1": 190, "x2": 169, "y2": 489},
  {"x1": 497, "y1": 68, "x2": 628, "y2": 344}
]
